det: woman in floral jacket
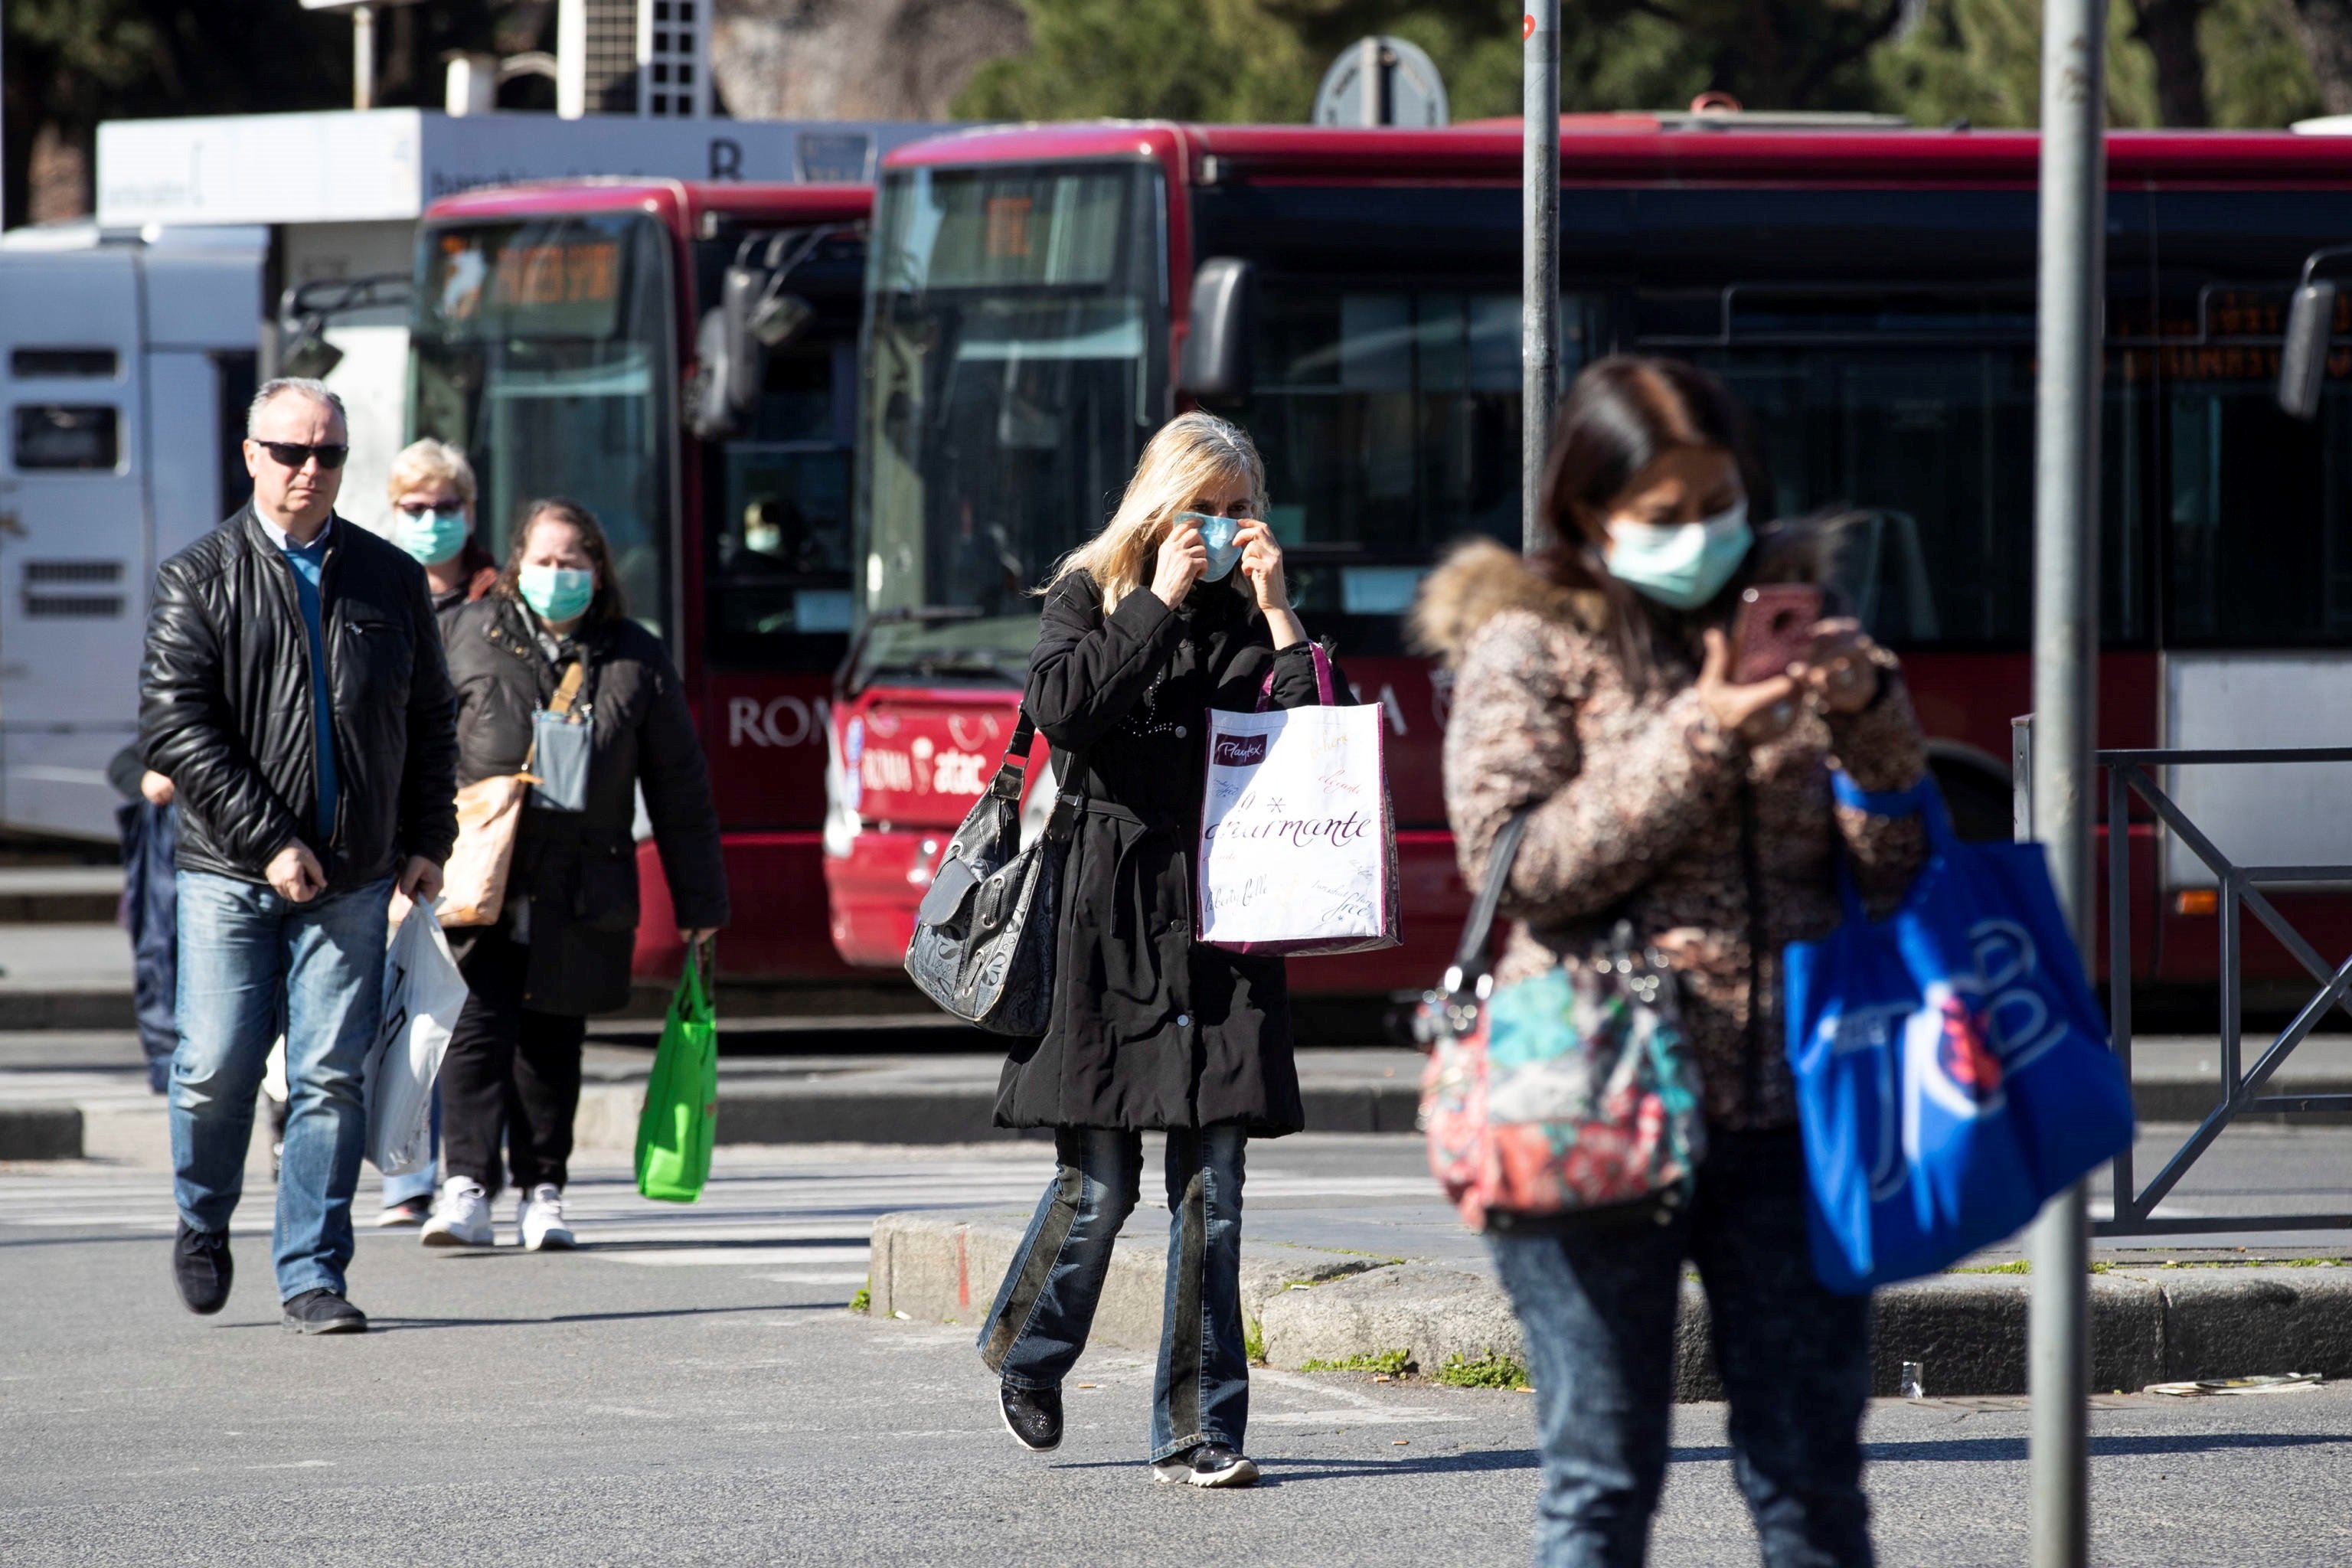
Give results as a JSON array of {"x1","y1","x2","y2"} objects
[{"x1": 1415, "y1": 356, "x2": 1927, "y2": 1568}]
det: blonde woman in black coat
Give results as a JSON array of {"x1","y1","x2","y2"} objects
[{"x1": 978, "y1": 412, "x2": 1345, "y2": 1488}]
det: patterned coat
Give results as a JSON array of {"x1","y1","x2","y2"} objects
[{"x1": 1417, "y1": 537, "x2": 1929, "y2": 1130}]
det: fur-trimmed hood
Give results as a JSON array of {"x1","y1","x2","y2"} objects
[{"x1": 1409, "y1": 538, "x2": 1598, "y2": 668}]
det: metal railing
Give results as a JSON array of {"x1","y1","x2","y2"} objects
[{"x1": 2020, "y1": 723, "x2": 2352, "y2": 1235}]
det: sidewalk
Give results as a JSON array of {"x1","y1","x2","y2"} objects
[
  {"x1": 0, "y1": 1035, "x2": 1425, "y2": 1163},
  {"x1": 869, "y1": 1137, "x2": 2352, "y2": 1401}
]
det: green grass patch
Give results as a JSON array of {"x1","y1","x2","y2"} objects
[
  {"x1": 848, "y1": 1282, "x2": 871, "y2": 1314},
  {"x1": 1301, "y1": 1348, "x2": 1413, "y2": 1377},
  {"x1": 1946, "y1": 1260, "x2": 2032, "y2": 1274},
  {"x1": 1244, "y1": 1316, "x2": 1267, "y2": 1366},
  {"x1": 1433, "y1": 1351, "x2": 1529, "y2": 1390}
]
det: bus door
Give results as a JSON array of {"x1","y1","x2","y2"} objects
[
  {"x1": 697, "y1": 224, "x2": 865, "y2": 829},
  {"x1": 2132, "y1": 191, "x2": 2352, "y2": 976},
  {"x1": 0, "y1": 248, "x2": 150, "y2": 839}
]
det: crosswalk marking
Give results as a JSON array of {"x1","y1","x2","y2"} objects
[{"x1": 0, "y1": 1148, "x2": 1432, "y2": 1300}]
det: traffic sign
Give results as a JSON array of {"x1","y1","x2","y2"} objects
[{"x1": 1312, "y1": 36, "x2": 1449, "y2": 128}]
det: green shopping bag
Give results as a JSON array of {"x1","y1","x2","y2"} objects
[{"x1": 635, "y1": 941, "x2": 717, "y2": 1202}]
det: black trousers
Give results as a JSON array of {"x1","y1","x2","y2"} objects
[{"x1": 440, "y1": 928, "x2": 588, "y2": 1198}]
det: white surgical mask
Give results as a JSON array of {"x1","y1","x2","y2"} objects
[{"x1": 1602, "y1": 501, "x2": 1753, "y2": 609}]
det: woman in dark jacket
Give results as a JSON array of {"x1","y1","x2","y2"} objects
[
  {"x1": 420, "y1": 498, "x2": 729, "y2": 1253},
  {"x1": 978, "y1": 413, "x2": 1340, "y2": 1490}
]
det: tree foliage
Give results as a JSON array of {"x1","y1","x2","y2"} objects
[
  {"x1": 2, "y1": 1, "x2": 551, "y2": 228},
  {"x1": 958, "y1": 0, "x2": 2329, "y2": 130}
]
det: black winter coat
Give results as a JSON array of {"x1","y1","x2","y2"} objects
[
  {"x1": 995, "y1": 570, "x2": 1340, "y2": 1136},
  {"x1": 139, "y1": 506, "x2": 459, "y2": 890},
  {"x1": 442, "y1": 596, "x2": 729, "y2": 1016}
]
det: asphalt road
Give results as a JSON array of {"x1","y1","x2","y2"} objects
[{"x1": 7, "y1": 1146, "x2": 2352, "y2": 1566}]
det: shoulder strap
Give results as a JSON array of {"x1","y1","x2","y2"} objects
[
  {"x1": 1446, "y1": 808, "x2": 1534, "y2": 988},
  {"x1": 547, "y1": 661, "x2": 586, "y2": 720},
  {"x1": 1256, "y1": 642, "x2": 1337, "y2": 711},
  {"x1": 985, "y1": 705, "x2": 1089, "y2": 840}
]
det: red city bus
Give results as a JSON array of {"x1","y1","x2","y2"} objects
[
  {"x1": 409, "y1": 178, "x2": 883, "y2": 987},
  {"x1": 827, "y1": 119, "x2": 2352, "y2": 1000}
]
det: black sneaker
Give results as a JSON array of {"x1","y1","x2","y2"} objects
[
  {"x1": 1152, "y1": 1443, "x2": 1259, "y2": 1488},
  {"x1": 172, "y1": 1221, "x2": 233, "y2": 1315},
  {"x1": 998, "y1": 1383, "x2": 1063, "y2": 1452},
  {"x1": 280, "y1": 1289, "x2": 368, "y2": 1334}
]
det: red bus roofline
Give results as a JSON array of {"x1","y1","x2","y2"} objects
[{"x1": 881, "y1": 119, "x2": 2352, "y2": 188}]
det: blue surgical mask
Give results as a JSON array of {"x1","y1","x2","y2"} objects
[
  {"x1": 1602, "y1": 501, "x2": 1753, "y2": 610},
  {"x1": 1176, "y1": 511, "x2": 1245, "y2": 583},
  {"x1": 391, "y1": 506, "x2": 468, "y2": 567},
  {"x1": 519, "y1": 564, "x2": 596, "y2": 624}
]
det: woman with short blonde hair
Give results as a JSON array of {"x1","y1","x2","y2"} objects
[
  {"x1": 385, "y1": 438, "x2": 496, "y2": 613},
  {"x1": 978, "y1": 411, "x2": 1341, "y2": 1488}
]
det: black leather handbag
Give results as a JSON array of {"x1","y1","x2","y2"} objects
[{"x1": 901, "y1": 710, "x2": 1085, "y2": 1036}]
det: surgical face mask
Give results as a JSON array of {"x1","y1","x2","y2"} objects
[
  {"x1": 1175, "y1": 511, "x2": 1245, "y2": 583},
  {"x1": 1602, "y1": 501, "x2": 1753, "y2": 610},
  {"x1": 519, "y1": 564, "x2": 596, "y2": 624},
  {"x1": 391, "y1": 505, "x2": 468, "y2": 567}
]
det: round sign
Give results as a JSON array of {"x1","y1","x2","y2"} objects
[{"x1": 1312, "y1": 36, "x2": 1450, "y2": 129}]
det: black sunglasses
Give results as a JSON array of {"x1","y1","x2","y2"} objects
[{"x1": 255, "y1": 440, "x2": 349, "y2": 471}]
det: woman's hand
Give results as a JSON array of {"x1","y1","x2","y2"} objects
[
  {"x1": 681, "y1": 926, "x2": 720, "y2": 946},
  {"x1": 1698, "y1": 627, "x2": 1802, "y2": 746},
  {"x1": 1233, "y1": 518, "x2": 1290, "y2": 613},
  {"x1": 1797, "y1": 618, "x2": 1884, "y2": 715},
  {"x1": 1152, "y1": 516, "x2": 1207, "y2": 608}
]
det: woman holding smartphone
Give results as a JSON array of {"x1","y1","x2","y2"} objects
[
  {"x1": 978, "y1": 412, "x2": 1342, "y2": 1488},
  {"x1": 1416, "y1": 357, "x2": 1926, "y2": 1567}
]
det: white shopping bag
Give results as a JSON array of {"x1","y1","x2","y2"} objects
[
  {"x1": 363, "y1": 904, "x2": 470, "y2": 1176},
  {"x1": 1197, "y1": 649, "x2": 1400, "y2": 956}
]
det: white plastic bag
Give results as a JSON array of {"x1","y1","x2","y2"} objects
[
  {"x1": 364, "y1": 904, "x2": 470, "y2": 1176},
  {"x1": 1197, "y1": 652, "x2": 1399, "y2": 956}
]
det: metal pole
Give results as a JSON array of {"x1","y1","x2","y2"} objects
[
  {"x1": 354, "y1": 3, "x2": 377, "y2": 112},
  {"x1": 1521, "y1": 0, "x2": 1560, "y2": 556},
  {"x1": 2028, "y1": 0, "x2": 2105, "y2": 1563}
]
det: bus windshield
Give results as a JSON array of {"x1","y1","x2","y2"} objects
[
  {"x1": 409, "y1": 212, "x2": 674, "y2": 639},
  {"x1": 856, "y1": 162, "x2": 1166, "y2": 686}
]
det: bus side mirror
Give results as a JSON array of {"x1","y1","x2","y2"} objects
[
  {"x1": 1179, "y1": 257, "x2": 1257, "y2": 402},
  {"x1": 2279, "y1": 280, "x2": 2337, "y2": 421},
  {"x1": 690, "y1": 265, "x2": 773, "y2": 440}
]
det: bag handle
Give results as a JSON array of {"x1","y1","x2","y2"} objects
[
  {"x1": 1831, "y1": 772, "x2": 1957, "y2": 852},
  {"x1": 1442, "y1": 806, "x2": 1534, "y2": 995},
  {"x1": 546, "y1": 660, "x2": 586, "y2": 719},
  {"x1": 1828, "y1": 772, "x2": 1952, "y2": 923},
  {"x1": 1256, "y1": 643, "x2": 1337, "y2": 711},
  {"x1": 985, "y1": 706, "x2": 1089, "y2": 843}
]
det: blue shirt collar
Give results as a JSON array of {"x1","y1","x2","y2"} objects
[{"x1": 257, "y1": 512, "x2": 334, "y2": 555}]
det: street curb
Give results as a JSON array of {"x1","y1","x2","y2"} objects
[
  {"x1": 868, "y1": 1210, "x2": 1384, "y2": 1350},
  {"x1": 868, "y1": 1212, "x2": 2352, "y2": 1398},
  {"x1": 570, "y1": 1082, "x2": 1423, "y2": 1150},
  {"x1": 0, "y1": 892, "x2": 120, "y2": 923},
  {"x1": 0, "y1": 992, "x2": 136, "y2": 1031},
  {"x1": 0, "y1": 1104, "x2": 84, "y2": 1161}
]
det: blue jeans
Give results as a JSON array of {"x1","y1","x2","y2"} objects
[
  {"x1": 170, "y1": 870, "x2": 391, "y2": 1302},
  {"x1": 1488, "y1": 1129, "x2": 1873, "y2": 1568},
  {"x1": 979, "y1": 1124, "x2": 1250, "y2": 1462}
]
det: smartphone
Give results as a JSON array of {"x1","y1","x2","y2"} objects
[{"x1": 1731, "y1": 584, "x2": 1824, "y2": 685}]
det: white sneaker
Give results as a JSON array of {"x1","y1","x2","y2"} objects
[
  {"x1": 517, "y1": 1184, "x2": 574, "y2": 1252},
  {"x1": 419, "y1": 1178, "x2": 492, "y2": 1247}
]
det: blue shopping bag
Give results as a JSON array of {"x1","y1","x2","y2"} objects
[{"x1": 1782, "y1": 776, "x2": 2137, "y2": 1293}]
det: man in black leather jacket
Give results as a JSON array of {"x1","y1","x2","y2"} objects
[{"x1": 138, "y1": 377, "x2": 458, "y2": 1335}]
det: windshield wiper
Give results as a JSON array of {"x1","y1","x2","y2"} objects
[{"x1": 835, "y1": 605, "x2": 985, "y2": 698}]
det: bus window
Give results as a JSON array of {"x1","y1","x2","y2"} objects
[
  {"x1": 857, "y1": 163, "x2": 1165, "y2": 684},
  {"x1": 1681, "y1": 334, "x2": 2145, "y2": 650},
  {"x1": 410, "y1": 214, "x2": 675, "y2": 641},
  {"x1": 1233, "y1": 284, "x2": 1602, "y2": 642},
  {"x1": 707, "y1": 319, "x2": 858, "y2": 668},
  {"x1": 2161, "y1": 361, "x2": 2352, "y2": 648}
]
